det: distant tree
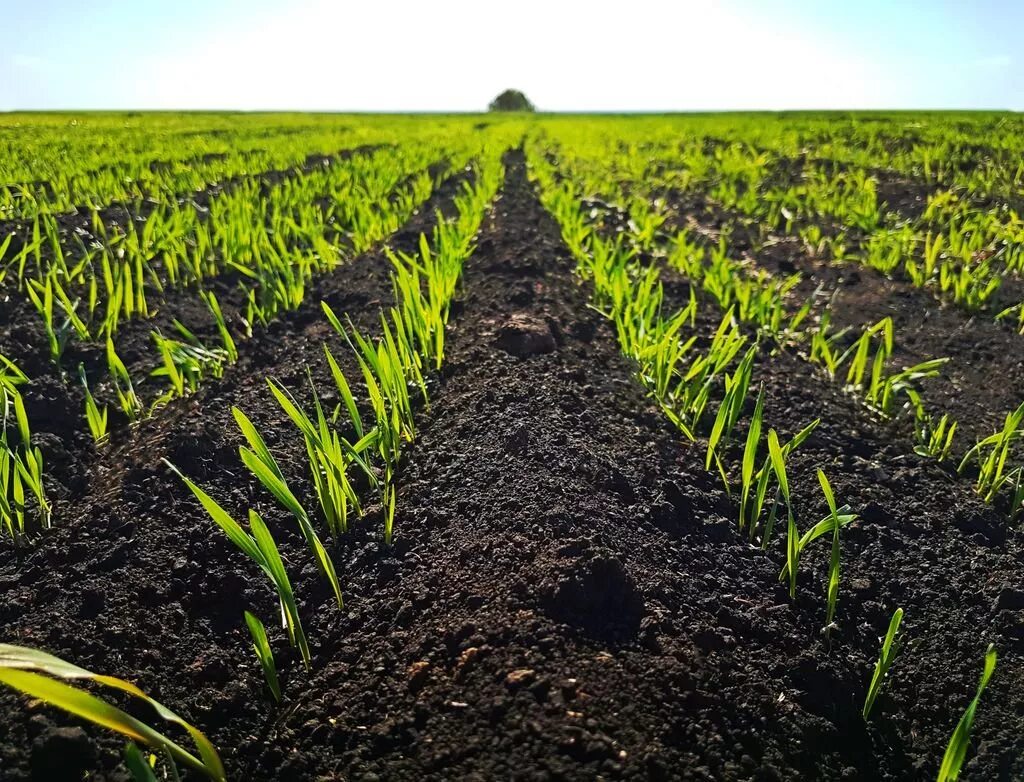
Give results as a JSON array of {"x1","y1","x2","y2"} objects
[{"x1": 489, "y1": 89, "x2": 535, "y2": 112}]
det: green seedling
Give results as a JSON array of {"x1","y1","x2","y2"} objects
[
  {"x1": 79, "y1": 365, "x2": 109, "y2": 444},
  {"x1": 959, "y1": 400, "x2": 1024, "y2": 513},
  {"x1": 244, "y1": 611, "x2": 281, "y2": 703},
  {"x1": 106, "y1": 339, "x2": 144, "y2": 422},
  {"x1": 233, "y1": 404, "x2": 344, "y2": 609},
  {"x1": 0, "y1": 644, "x2": 225, "y2": 781},
  {"x1": 863, "y1": 608, "x2": 904, "y2": 720},
  {"x1": 738, "y1": 383, "x2": 765, "y2": 532},
  {"x1": 167, "y1": 461, "x2": 313, "y2": 670},
  {"x1": 937, "y1": 644, "x2": 997, "y2": 781},
  {"x1": 200, "y1": 290, "x2": 238, "y2": 364},
  {"x1": 817, "y1": 469, "x2": 842, "y2": 638},
  {"x1": 768, "y1": 429, "x2": 798, "y2": 598}
]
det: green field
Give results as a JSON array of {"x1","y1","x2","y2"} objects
[{"x1": 1, "y1": 111, "x2": 1023, "y2": 781}]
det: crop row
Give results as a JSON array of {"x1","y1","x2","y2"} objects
[
  {"x1": 534, "y1": 117, "x2": 1024, "y2": 323},
  {"x1": 0, "y1": 114, "x2": 487, "y2": 220},
  {"x1": 534, "y1": 124, "x2": 1024, "y2": 523},
  {"x1": 525, "y1": 131, "x2": 1004, "y2": 780},
  {"x1": 0, "y1": 123, "x2": 527, "y2": 543},
  {"x1": 0, "y1": 131, "x2": 511, "y2": 777}
]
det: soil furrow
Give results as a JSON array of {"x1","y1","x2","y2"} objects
[
  {"x1": 747, "y1": 337, "x2": 1024, "y2": 781},
  {"x1": 0, "y1": 161, "x2": 473, "y2": 542},
  {"x1": 646, "y1": 245, "x2": 1024, "y2": 781},
  {"x1": 222, "y1": 148, "x2": 830, "y2": 780},
  {"x1": 204, "y1": 148, "x2": 1020, "y2": 781},
  {"x1": 0, "y1": 152, "x2": 483, "y2": 781},
  {"x1": 662, "y1": 190, "x2": 1024, "y2": 447},
  {"x1": 574, "y1": 164, "x2": 1024, "y2": 779}
]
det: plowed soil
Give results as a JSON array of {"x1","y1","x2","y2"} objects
[{"x1": 1, "y1": 151, "x2": 1023, "y2": 782}]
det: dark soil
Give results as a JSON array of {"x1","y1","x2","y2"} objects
[
  {"x1": 659, "y1": 186, "x2": 1024, "y2": 449},
  {"x1": 1, "y1": 151, "x2": 1023, "y2": 782},
  {"x1": 0, "y1": 141, "x2": 391, "y2": 379},
  {"x1": 0, "y1": 146, "x2": 469, "y2": 780},
  {"x1": 0, "y1": 157, "x2": 457, "y2": 520},
  {"x1": 603, "y1": 166, "x2": 1024, "y2": 780}
]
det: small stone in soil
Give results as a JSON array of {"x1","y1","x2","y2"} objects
[{"x1": 506, "y1": 668, "x2": 537, "y2": 687}]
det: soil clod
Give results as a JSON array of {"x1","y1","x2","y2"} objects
[{"x1": 495, "y1": 312, "x2": 557, "y2": 357}]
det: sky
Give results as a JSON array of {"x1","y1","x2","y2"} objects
[{"x1": 2, "y1": 0, "x2": 1022, "y2": 112}]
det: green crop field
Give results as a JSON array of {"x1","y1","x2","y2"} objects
[{"x1": 1, "y1": 111, "x2": 1023, "y2": 780}]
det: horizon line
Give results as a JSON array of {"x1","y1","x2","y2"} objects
[{"x1": 1, "y1": 107, "x2": 1020, "y2": 115}]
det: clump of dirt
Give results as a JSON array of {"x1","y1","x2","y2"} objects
[{"x1": 495, "y1": 312, "x2": 557, "y2": 356}]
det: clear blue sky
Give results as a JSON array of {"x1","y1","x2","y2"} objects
[{"x1": 3, "y1": 0, "x2": 1022, "y2": 111}]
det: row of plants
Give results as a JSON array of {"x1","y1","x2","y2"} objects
[
  {"x1": 535, "y1": 117, "x2": 1024, "y2": 324},
  {"x1": 0, "y1": 114, "x2": 472, "y2": 220},
  {"x1": 6, "y1": 142, "x2": 443, "y2": 355},
  {"x1": 534, "y1": 131, "x2": 943, "y2": 438},
  {"x1": 537, "y1": 123, "x2": 1024, "y2": 522},
  {"x1": 670, "y1": 147, "x2": 1024, "y2": 519},
  {"x1": 0, "y1": 150, "x2": 507, "y2": 779},
  {"x1": 0, "y1": 356, "x2": 49, "y2": 541},
  {"x1": 527, "y1": 137, "x2": 1000, "y2": 780},
  {"x1": 1, "y1": 129, "x2": 524, "y2": 546},
  {"x1": 69, "y1": 151, "x2": 447, "y2": 440},
  {"x1": 531, "y1": 137, "x2": 852, "y2": 621}
]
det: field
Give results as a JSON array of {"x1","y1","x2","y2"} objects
[{"x1": 0, "y1": 111, "x2": 1023, "y2": 780}]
